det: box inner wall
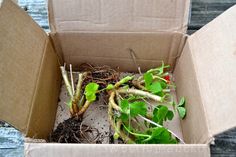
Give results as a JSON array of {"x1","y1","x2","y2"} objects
[{"x1": 53, "y1": 31, "x2": 185, "y2": 72}]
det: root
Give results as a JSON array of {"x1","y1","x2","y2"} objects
[
  {"x1": 79, "y1": 63, "x2": 120, "y2": 89},
  {"x1": 117, "y1": 88, "x2": 162, "y2": 102},
  {"x1": 60, "y1": 66, "x2": 73, "y2": 98},
  {"x1": 132, "y1": 80, "x2": 146, "y2": 90},
  {"x1": 77, "y1": 100, "x2": 92, "y2": 116},
  {"x1": 108, "y1": 99, "x2": 135, "y2": 144},
  {"x1": 109, "y1": 91, "x2": 121, "y2": 111}
]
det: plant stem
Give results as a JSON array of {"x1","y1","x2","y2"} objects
[
  {"x1": 123, "y1": 124, "x2": 151, "y2": 138},
  {"x1": 140, "y1": 75, "x2": 168, "y2": 83},
  {"x1": 117, "y1": 88, "x2": 162, "y2": 102},
  {"x1": 114, "y1": 119, "x2": 122, "y2": 139},
  {"x1": 77, "y1": 100, "x2": 92, "y2": 116},
  {"x1": 132, "y1": 80, "x2": 146, "y2": 90},
  {"x1": 69, "y1": 64, "x2": 75, "y2": 95},
  {"x1": 114, "y1": 76, "x2": 134, "y2": 88},
  {"x1": 138, "y1": 115, "x2": 185, "y2": 144},
  {"x1": 109, "y1": 91, "x2": 122, "y2": 111},
  {"x1": 75, "y1": 73, "x2": 84, "y2": 99},
  {"x1": 163, "y1": 89, "x2": 171, "y2": 93},
  {"x1": 108, "y1": 100, "x2": 134, "y2": 144},
  {"x1": 60, "y1": 66, "x2": 73, "y2": 98},
  {"x1": 78, "y1": 95, "x2": 85, "y2": 109}
]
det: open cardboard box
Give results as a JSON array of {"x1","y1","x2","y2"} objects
[{"x1": 1, "y1": 0, "x2": 236, "y2": 156}]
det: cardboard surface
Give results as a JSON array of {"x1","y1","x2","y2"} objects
[
  {"x1": 48, "y1": 0, "x2": 190, "y2": 33},
  {"x1": 174, "y1": 41, "x2": 210, "y2": 144},
  {"x1": 26, "y1": 39, "x2": 61, "y2": 138},
  {"x1": 24, "y1": 143, "x2": 210, "y2": 157},
  {"x1": 0, "y1": 0, "x2": 47, "y2": 134},
  {"x1": 0, "y1": 0, "x2": 61, "y2": 138},
  {"x1": 55, "y1": 32, "x2": 186, "y2": 72},
  {"x1": 188, "y1": 5, "x2": 236, "y2": 137}
]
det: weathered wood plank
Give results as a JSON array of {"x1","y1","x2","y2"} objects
[{"x1": 189, "y1": 0, "x2": 236, "y2": 33}]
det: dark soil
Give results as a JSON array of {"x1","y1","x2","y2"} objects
[{"x1": 48, "y1": 117, "x2": 100, "y2": 143}]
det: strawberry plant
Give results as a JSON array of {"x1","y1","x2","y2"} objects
[
  {"x1": 60, "y1": 65, "x2": 99, "y2": 116},
  {"x1": 107, "y1": 63, "x2": 187, "y2": 144},
  {"x1": 59, "y1": 62, "x2": 187, "y2": 144}
]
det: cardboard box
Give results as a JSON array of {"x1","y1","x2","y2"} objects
[{"x1": 1, "y1": 0, "x2": 236, "y2": 156}]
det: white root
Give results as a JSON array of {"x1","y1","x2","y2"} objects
[
  {"x1": 75, "y1": 73, "x2": 84, "y2": 100},
  {"x1": 70, "y1": 64, "x2": 75, "y2": 95},
  {"x1": 60, "y1": 66, "x2": 73, "y2": 98},
  {"x1": 109, "y1": 91, "x2": 122, "y2": 111},
  {"x1": 117, "y1": 88, "x2": 162, "y2": 102}
]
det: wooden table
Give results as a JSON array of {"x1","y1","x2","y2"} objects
[{"x1": 1, "y1": 0, "x2": 236, "y2": 156}]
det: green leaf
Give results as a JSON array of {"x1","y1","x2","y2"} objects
[
  {"x1": 85, "y1": 83, "x2": 99, "y2": 102},
  {"x1": 106, "y1": 84, "x2": 114, "y2": 90},
  {"x1": 120, "y1": 99, "x2": 129, "y2": 114},
  {"x1": 177, "y1": 107, "x2": 186, "y2": 119},
  {"x1": 153, "y1": 106, "x2": 173, "y2": 125},
  {"x1": 149, "y1": 81, "x2": 163, "y2": 94},
  {"x1": 144, "y1": 72, "x2": 153, "y2": 89},
  {"x1": 130, "y1": 101, "x2": 147, "y2": 117},
  {"x1": 166, "y1": 111, "x2": 174, "y2": 120},
  {"x1": 178, "y1": 97, "x2": 185, "y2": 107},
  {"x1": 137, "y1": 127, "x2": 177, "y2": 144},
  {"x1": 120, "y1": 113, "x2": 129, "y2": 121},
  {"x1": 160, "y1": 81, "x2": 167, "y2": 89},
  {"x1": 120, "y1": 99, "x2": 147, "y2": 118},
  {"x1": 156, "y1": 106, "x2": 168, "y2": 125}
]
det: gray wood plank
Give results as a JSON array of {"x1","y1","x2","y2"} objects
[{"x1": 189, "y1": 0, "x2": 236, "y2": 33}]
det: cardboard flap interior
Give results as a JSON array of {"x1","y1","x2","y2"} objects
[
  {"x1": 48, "y1": 0, "x2": 190, "y2": 33},
  {"x1": 54, "y1": 31, "x2": 186, "y2": 72},
  {"x1": 174, "y1": 40, "x2": 211, "y2": 144},
  {"x1": 0, "y1": 0, "x2": 48, "y2": 134},
  {"x1": 188, "y1": 5, "x2": 236, "y2": 138}
]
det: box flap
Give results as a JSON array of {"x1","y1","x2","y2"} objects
[
  {"x1": 25, "y1": 143, "x2": 210, "y2": 157},
  {"x1": 188, "y1": 5, "x2": 236, "y2": 139},
  {"x1": 174, "y1": 40, "x2": 211, "y2": 144},
  {"x1": 0, "y1": 0, "x2": 49, "y2": 135},
  {"x1": 48, "y1": 0, "x2": 190, "y2": 33}
]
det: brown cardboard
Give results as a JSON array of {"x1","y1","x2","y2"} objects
[
  {"x1": 26, "y1": 39, "x2": 61, "y2": 139},
  {"x1": 1, "y1": 0, "x2": 236, "y2": 156},
  {"x1": 55, "y1": 31, "x2": 186, "y2": 72},
  {"x1": 174, "y1": 41, "x2": 211, "y2": 144},
  {"x1": 24, "y1": 143, "x2": 210, "y2": 157},
  {"x1": 0, "y1": 0, "x2": 47, "y2": 133},
  {"x1": 186, "y1": 5, "x2": 236, "y2": 138},
  {"x1": 48, "y1": 0, "x2": 190, "y2": 33},
  {"x1": 0, "y1": 0, "x2": 61, "y2": 138}
]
